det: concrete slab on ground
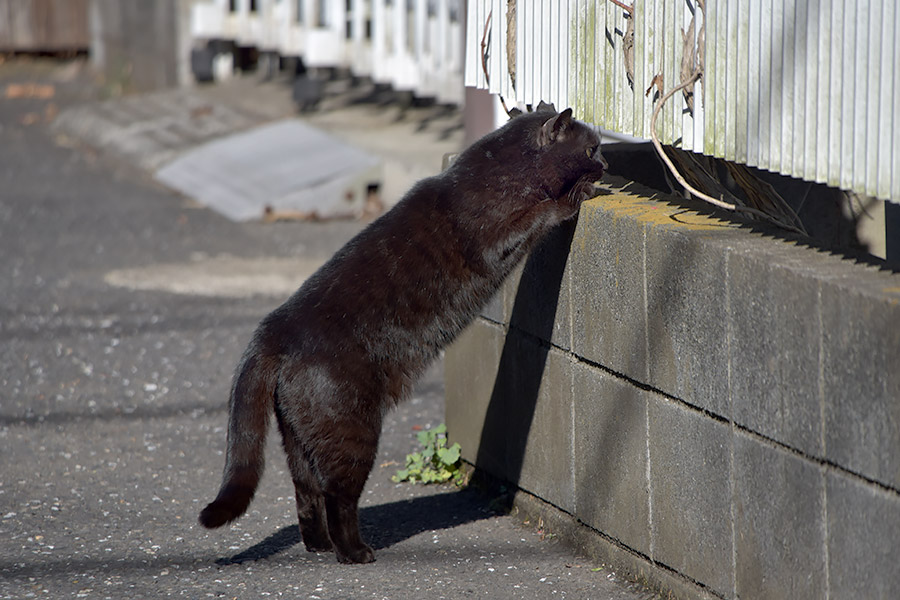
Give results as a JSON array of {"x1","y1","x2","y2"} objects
[
  {"x1": 52, "y1": 74, "x2": 463, "y2": 215},
  {"x1": 155, "y1": 119, "x2": 382, "y2": 221}
]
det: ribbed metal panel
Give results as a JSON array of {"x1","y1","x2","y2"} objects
[{"x1": 465, "y1": 0, "x2": 899, "y2": 204}]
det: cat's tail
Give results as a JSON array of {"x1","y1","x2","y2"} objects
[{"x1": 199, "y1": 348, "x2": 276, "y2": 529}]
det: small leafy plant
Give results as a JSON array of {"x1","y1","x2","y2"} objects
[{"x1": 392, "y1": 424, "x2": 466, "y2": 486}]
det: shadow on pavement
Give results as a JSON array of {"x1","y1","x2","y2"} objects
[{"x1": 216, "y1": 487, "x2": 495, "y2": 565}]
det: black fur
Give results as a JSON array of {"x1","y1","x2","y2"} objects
[{"x1": 198, "y1": 107, "x2": 606, "y2": 564}]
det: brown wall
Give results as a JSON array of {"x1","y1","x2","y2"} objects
[
  {"x1": 89, "y1": 0, "x2": 187, "y2": 92},
  {"x1": 0, "y1": 0, "x2": 90, "y2": 51}
]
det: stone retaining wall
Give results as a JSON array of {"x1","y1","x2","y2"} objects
[{"x1": 444, "y1": 177, "x2": 900, "y2": 599}]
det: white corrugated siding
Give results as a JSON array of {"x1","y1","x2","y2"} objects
[{"x1": 464, "y1": 0, "x2": 899, "y2": 204}]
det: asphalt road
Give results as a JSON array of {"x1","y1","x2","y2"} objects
[{"x1": 0, "y1": 57, "x2": 655, "y2": 599}]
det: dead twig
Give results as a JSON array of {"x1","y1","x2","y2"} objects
[
  {"x1": 480, "y1": 9, "x2": 492, "y2": 87},
  {"x1": 645, "y1": 73, "x2": 664, "y2": 99},
  {"x1": 604, "y1": 1, "x2": 634, "y2": 88},
  {"x1": 649, "y1": 73, "x2": 733, "y2": 211},
  {"x1": 725, "y1": 162, "x2": 806, "y2": 232},
  {"x1": 622, "y1": 8, "x2": 635, "y2": 88},
  {"x1": 679, "y1": 14, "x2": 697, "y2": 114},
  {"x1": 506, "y1": 0, "x2": 517, "y2": 90},
  {"x1": 645, "y1": 0, "x2": 804, "y2": 235},
  {"x1": 480, "y1": 8, "x2": 513, "y2": 117},
  {"x1": 607, "y1": 0, "x2": 633, "y2": 14},
  {"x1": 649, "y1": 74, "x2": 806, "y2": 234}
]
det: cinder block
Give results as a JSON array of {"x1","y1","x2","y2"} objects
[
  {"x1": 479, "y1": 285, "x2": 505, "y2": 324},
  {"x1": 733, "y1": 431, "x2": 826, "y2": 599},
  {"x1": 573, "y1": 363, "x2": 650, "y2": 556},
  {"x1": 649, "y1": 396, "x2": 733, "y2": 597},
  {"x1": 447, "y1": 176, "x2": 900, "y2": 599},
  {"x1": 481, "y1": 332, "x2": 574, "y2": 510},
  {"x1": 516, "y1": 344, "x2": 575, "y2": 512},
  {"x1": 444, "y1": 318, "x2": 504, "y2": 465},
  {"x1": 645, "y1": 226, "x2": 730, "y2": 417},
  {"x1": 504, "y1": 220, "x2": 577, "y2": 351},
  {"x1": 827, "y1": 471, "x2": 900, "y2": 597},
  {"x1": 728, "y1": 240, "x2": 823, "y2": 456},
  {"x1": 447, "y1": 324, "x2": 575, "y2": 511},
  {"x1": 570, "y1": 196, "x2": 648, "y2": 382},
  {"x1": 822, "y1": 275, "x2": 900, "y2": 489}
]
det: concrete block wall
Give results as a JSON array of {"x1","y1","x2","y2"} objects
[{"x1": 444, "y1": 177, "x2": 900, "y2": 599}]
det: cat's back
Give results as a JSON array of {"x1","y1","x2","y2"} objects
[{"x1": 256, "y1": 174, "x2": 465, "y2": 347}]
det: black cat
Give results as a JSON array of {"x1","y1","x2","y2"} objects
[{"x1": 199, "y1": 106, "x2": 607, "y2": 563}]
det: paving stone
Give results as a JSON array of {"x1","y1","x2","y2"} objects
[
  {"x1": 447, "y1": 321, "x2": 578, "y2": 511},
  {"x1": 515, "y1": 344, "x2": 576, "y2": 512},
  {"x1": 644, "y1": 224, "x2": 731, "y2": 418},
  {"x1": 471, "y1": 331, "x2": 576, "y2": 511},
  {"x1": 443, "y1": 318, "x2": 504, "y2": 466},
  {"x1": 156, "y1": 119, "x2": 382, "y2": 222},
  {"x1": 479, "y1": 284, "x2": 506, "y2": 324}
]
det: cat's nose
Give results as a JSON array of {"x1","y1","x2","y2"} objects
[{"x1": 595, "y1": 149, "x2": 608, "y2": 172}]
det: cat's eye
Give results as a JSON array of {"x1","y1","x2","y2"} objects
[{"x1": 586, "y1": 145, "x2": 597, "y2": 158}]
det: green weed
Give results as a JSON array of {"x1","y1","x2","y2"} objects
[{"x1": 392, "y1": 424, "x2": 466, "y2": 486}]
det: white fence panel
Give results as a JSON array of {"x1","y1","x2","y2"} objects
[{"x1": 465, "y1": 0, "x2": 899, "y2": 205}]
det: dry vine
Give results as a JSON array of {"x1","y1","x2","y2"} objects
[
  {"x1": 645, "y1": 0, "x2": 806, "y2": 235},
  {"x1": 480, "y1": 8, "x2": 514, "y2": 116},
  {"x1": 607, "y1": 0, "x2": 635, "y2": 88},
  {"x1": 479, "y1": 0, "x2": 804, "y2": 235}
]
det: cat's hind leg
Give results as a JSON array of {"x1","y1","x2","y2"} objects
[
  {"x1": 274, "y1": 406, "x2": 333, "y2": 553},
  {"x1": 316, "y1": 416, "x2": 380, "y2": 564},
  {"x1": 325, "y1": 491, "x2": 374, "y2": 564}
]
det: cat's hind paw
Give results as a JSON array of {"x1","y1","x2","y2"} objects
[
  {"x1": 302, "y1": 538, "x2": 334, "y2": 553},
  {"x1": 335, "y1": 544, "x2": 376, "y2": 564}
]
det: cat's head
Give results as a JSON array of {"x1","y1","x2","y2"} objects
[
  {"x1": 451, "y1": 104, "x2": 606, "y2": 217},
  {"x1": 495, "y1": 105, "x2": 607, "y2": 210},
  {"x1": 529, "y1": 105, "x2": 607, "y2": 205}
]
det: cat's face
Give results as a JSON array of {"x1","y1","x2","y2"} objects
[
  {"x1": 531, "y1": 107, "x2": 607, "y2": 207},
  {"x1": 450, "y1": 106, "x2": 606, "y2": 221}
]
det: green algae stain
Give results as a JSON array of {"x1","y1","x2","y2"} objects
[{"x1": 570, "y1": 1, "x2": 609, "y2": 124}]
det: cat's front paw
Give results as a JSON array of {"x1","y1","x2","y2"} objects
[{"x1": 571, "y1": 179, "x2": 601, "y2": 205}]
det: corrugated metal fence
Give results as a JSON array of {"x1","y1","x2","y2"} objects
[
  {"x1": 190, "y1": 0, "x2": 464, "y2": 105},
  {"x1": 465, "y1": 0, "x2": 899, "y2": 205}
]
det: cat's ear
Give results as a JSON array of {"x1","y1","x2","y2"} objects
[
  {"x1": 535, "y1": 100, "x2": 557, "y2": 113},
  {"x1": 537, "y1": 107, "x2": 573, "y2": 147},
  {"x1": 507, "y1": 107, "x2": 524, "y2": 119}
]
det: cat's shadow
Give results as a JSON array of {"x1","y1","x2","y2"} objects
[{"x1": 215, "y1": 487, "x2": 493, "y2": 565}]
